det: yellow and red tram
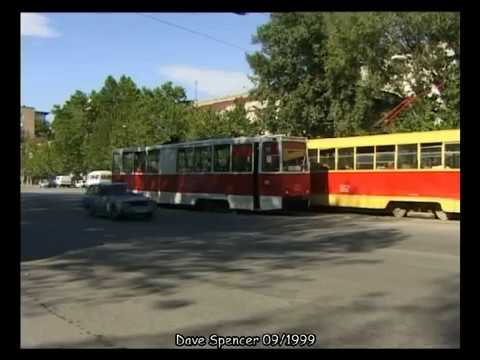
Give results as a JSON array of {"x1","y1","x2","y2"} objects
[{"x1": 307, "y1": 129, "x2": 460, "y2": 220}]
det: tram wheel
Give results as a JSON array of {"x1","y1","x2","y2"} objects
[
  {"x1": 392, "y1": 207, "x2": 407, "y2": 218},
  {"x1": 435, "y1": 210, "x2": 449, "y2": 221}
]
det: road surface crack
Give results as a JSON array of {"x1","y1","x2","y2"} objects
[{"x1": 22, "y1": 288, "x2": 116, "y2": 347}]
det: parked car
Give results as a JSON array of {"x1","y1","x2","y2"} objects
[
  {"x1": 82, "y1": 183, "x2": 156, "y2": 220},
  {"x1": 86, "y1": 170, "x2": 112, "y2": 188},
  {"x1": 55, "y1": 175, "x2": 73, "y2": 188},
  {"x1": 39, "y1": 179, "x2": 55, "y2": 188}
]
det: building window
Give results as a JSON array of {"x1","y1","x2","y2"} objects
[
  {"x1": 445, "y1": 143, "x2": 460, "y2": 169},
  {"x1": 232, "y1": 144, "x2": 252, "y2": 172},
  {"x1": 262, "y1": 142, "x2": 280, "y2": 172},
  {"x1": 420, "y1": 143, "x2": 442, "y2": 169},
  {"x1": 213, "y1": 144, "x2": 231, "y2": 172},
  {"x1": 338, "y1": 148, "x2": 354, "y2": 170},
  {"x1": 375, "y1": 145, "x2": 395, "y2": 170},
  {"x1": 397, "y1": 144, "x2": 418, "y2": 169},
  {"x1": 356, "y1": 146, "x2": 374, "y2": 170}
]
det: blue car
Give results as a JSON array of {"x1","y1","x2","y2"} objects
[{"x1": 82, "y1": 183, "x2": 156, "y2": 220}]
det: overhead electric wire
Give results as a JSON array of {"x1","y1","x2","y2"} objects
[{"x1": 136, "y1": 13, "x2": 249, "y2": 53}]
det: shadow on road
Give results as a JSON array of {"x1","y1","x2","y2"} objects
[
  {"x1": 21, "y1": 191, "x2": 460, "y2": 348},
  {"x1": 21, "y1": 191, "x2": 406, "y2": 304},
  {"x1": 36, "y1": 274, "x2": 459, "y2": 348}
]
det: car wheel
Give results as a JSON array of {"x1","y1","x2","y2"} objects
[
  {"x1": 109, "y1": 204, "x2": 121, "y2": 220},
  {"x1": 88, "y1": 205, "x2": 96, "y2": 217},
  {"x1": 144, "y1": 212, "x2": 153, "y2": 220}
]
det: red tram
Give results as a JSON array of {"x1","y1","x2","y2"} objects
[{"x1": 112, "y1": 135, "x2": 310, "y2": 211}]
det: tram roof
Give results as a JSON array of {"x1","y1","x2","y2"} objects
[
  {"x1": 114, "y1": 135, "x2": 307, "y2": 153},
  {"x1": 307, "y1": 129, "x2": 460, "y2": 149}
]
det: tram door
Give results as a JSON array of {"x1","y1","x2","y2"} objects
[{"x1": 253, "y1": 142, "x2": 260, "y2": 210}]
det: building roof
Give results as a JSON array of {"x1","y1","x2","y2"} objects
[
  {"x1": 195, "y1": 92, "x2": 250, "y2": 107},
  {"x1": 21, "y1": 106, "x2": 49, "y2": 115}
]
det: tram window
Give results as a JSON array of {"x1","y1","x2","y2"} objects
[
  {"x1": 177, "y1": 148, "x2": 185, "y2": 173},
  {"x1": 397, "y1": 144, "x2": 418, "y2": 169},
  {"x1": 420, "y1": 142, "x2": 442, "y2": 169},
  {"x1": 177, "y1": 148, "x2": 194, "y2": 173},
  {"x1": 283, "y1": 142, "x2": 307, "y2": 172},
  {"x1": 146, "y1": 149, "x2": 160, "y2": 173},
  {"x1": 319, "y1": 149, "x2": 336, "y2": 170},
  {"x1": 185, "y1": 148, "x2": 194, "y2": 172},
  {"x1": 337, "y1": 148, "x2": 354, "y2": 170},
  {"x1": 262, "y1": 142, "x2": 280, "y2": 172},
  {"x1": 194, "y1": 146, "x2": 212, "y2": 173},
  {"x1": 356, "y1": 146, "x2": 374, "y2": 170},
  {"x1": 445, "y1": 143, "x2": 460, "y2": 169},
  {"x1": 308, "y1": 149, "x2": 321, "y2": 171},
  {"x1": 112, "y1": 152, "x2": 121, "y2": 174},
  {"x1": 177, "y1": 148, "x2": 188, "y2": 173},
  {"x1": 213, "y1": 144, "x2": 231, "y2": 172},
  {"x1": 232, "y1": 144, "x2": 253, "y2": 172},
  {"x1": 375, "y1": 145, "x2": 395, "y2": 169},
  {"x1": 122, "y1": 152, "x2": 134, "y2": 174},
  {"x1": 134, "y1": 151, "x2": 146, "y2": 173}
]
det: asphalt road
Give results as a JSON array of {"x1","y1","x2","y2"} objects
[{"x1": 21, "y1": 186, "x2": 460, "y2": 348}]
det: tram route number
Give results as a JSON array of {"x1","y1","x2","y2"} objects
[{"x1": 175, "y1": 333, "x2": 317, "y2": 348}]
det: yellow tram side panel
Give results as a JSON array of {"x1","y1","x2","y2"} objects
[
  {"x1": 311, "y1": 194, "x2": 460, "y2": 213},
  {"x1": 308, "y1": 129, "x2": 460, "y2": 214}
]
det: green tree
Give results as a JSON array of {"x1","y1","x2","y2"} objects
[
  {"x1": 186, "y1": 99, "x2": 262, "y2": 140},
  {"x1": 51, "y1": 90, "x2": 90, "y2": 174},
  {"x1": 247, "y1": 13, "x2": 331, "y2": 137},
  {"x1": 34, "y1": 116, "x2": 52, "y2": 139},
  {"x1": 247, "y1": 12, "x2": 460, "y2": 137},
  {"x1": 21, "y1": 137, "x2": 61, "y2": 180}
]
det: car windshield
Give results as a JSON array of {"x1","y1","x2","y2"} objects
[{"x1": 102, "y1": 184, "x2": 128, "y2": 195}]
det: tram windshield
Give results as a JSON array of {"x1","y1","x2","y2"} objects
[{"x1": 282, "y1": 141, "x2": 308, "y2": 172}]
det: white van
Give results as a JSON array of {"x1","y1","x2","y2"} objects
[
  {"x1": 86, "y1": 170, "x2": 112, "y2": 187},
  {"x1": 55, "y1": 175, "x2": 73, "y2": 188}
]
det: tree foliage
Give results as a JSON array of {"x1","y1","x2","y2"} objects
[
  {"x1": 22, "y1": 12, "x2": 460, "y2": 179},
  {"x1": 247, "y1": 12, "x2": 460, "y2": 137},
  {"x1": 22, "y1": 76, "x2": 256, "y2": 178}
]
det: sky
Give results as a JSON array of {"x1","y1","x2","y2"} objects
[{"x1": 21, "y1": 12, "x2": 270, "y2": 121}]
